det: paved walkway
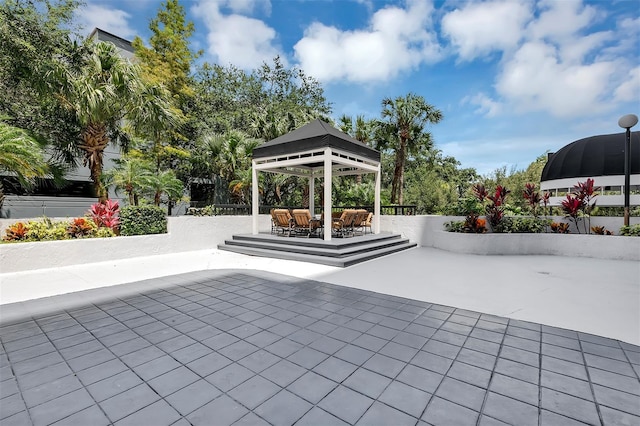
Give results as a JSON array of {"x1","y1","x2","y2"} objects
[{"x1": 1, "y1": 270, "x2": 639, "y2": 425}]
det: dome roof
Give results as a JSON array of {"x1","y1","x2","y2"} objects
[{"x1": 541, "y1": 131, "x2": 640, "y2": 182}]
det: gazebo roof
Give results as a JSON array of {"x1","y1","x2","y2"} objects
[{"x1": 252, "y1": 119, "x2": 381, "y2": 163}]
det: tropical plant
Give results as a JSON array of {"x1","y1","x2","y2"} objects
[
  {"x1": 522, "y1": 183, "x2": 542, "y2": 218},
  {"x1": 119, "y1": 205, "x2": 166, "y2": 236},
  {"x1": 3, "y1": 222, "x2": 29, "y2": 241},
  {"x1": 572, "y1": 178, "x2": 598, "y2": 233},
  {"x1": 66, "y1": 217, "x2": 96, "y2": 238},
  {"x1": 485, "y1": 185, "x2": 510, "y2": 232},
  {"x1": 591, "y1": 226, "x2": 613, "y2": 235},
  {"x1": 378, "y1": 93, "x2": 443, "y2": 205},
  {"x1": 0, "y1": 120, "x2": 50, "y2": 207},
  {"x1": 550, "y1": 222, "x2": 570, "y2": 234},
  {"x1": 46, "y1": 40, "x2": 179, "y2": 201},
  {"x1": 89, "y1": 200, "x2": 120, "y2": 231},
  {"x1": 149, "y1": 169, "x2": 183, "y2": 206},
  {"x1": 103, "y1": 156, "x2": 154, "y2": 206},
  {"x1": 619, "y1": 224, "x2": 640, "y2": 237}
]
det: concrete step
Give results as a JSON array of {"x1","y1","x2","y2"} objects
[
  {"x1": 218, "y1": 241, "x2": 417, "y2": 267},
  {"x1": 217, "y1": 232, "x2": 417, "y2": 267},
  {"x1": 221, "y1": 236, "x2": 410, "y2": 258}
]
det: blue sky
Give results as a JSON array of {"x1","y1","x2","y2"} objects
[{"x1": 75, "y1": 0, "x2": 639, "y2": 175}]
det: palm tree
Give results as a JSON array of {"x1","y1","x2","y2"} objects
[
  {"x1": 148, "y1": 169, "x2": 183, "y2": 206},
  {"x1": 102, "y1": 156, "x2": 154, "y2": 206},
  {"x1": 47, "y1": 41, "x2": 179, "y2": 201},
  {"x1": 0, "y1": 120, "x2": 49, "y2": 208},
  {"x1": 379, "y1": 93, "x2": 443, "y2": 204},
  {"x1": 338, "y1": 114, "x2": 374, "y2": 184}
]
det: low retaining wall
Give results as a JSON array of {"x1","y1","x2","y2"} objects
[{"x1": 1, "y1": 214, "x2": 638, "y2": 274}]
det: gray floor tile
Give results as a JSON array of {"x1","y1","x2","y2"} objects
[
  {"x1": 588, "y1": 366, "x2": 640, "y2": 396},
  {"x1": 171, "y1": 342, "x2": 212, "y2": 364},
  {"x1": 352, "y1": 333, "x2": 387, "y2": 352},
  {"x1": 114, "y1": 400, "x2": 181, "y2": 426},
  {"x1": 503, "y1": 334, "x2": 540, "y2": 353},
  {"x1": 423, "y1": 339, "x2": 461, "y2": 359},
  {"x1": 206, "y1": 363, "x2": 255, "y2": 391},
  {"x1": 499, "y1": 344, "x2": 540, "y2": 367},
  {"x1": 599, "y1": 405, "x2": 640, "y2": 426},
  {"x1": 396, "y1": 364, "x2": 444, "y2": 394},
  {"x1": 287, "y1": 371, "x2": 338, "y2": 404},
  {"x1": 464, "y1": 337, "x2": 501, "y2": 356},
  {"x1": 344, "y1": 368, "x2": 392, "y2": 399},
  {"x1": 260, "y1": 359, "x2": 306, "y2": 387},
  {"x1": 314, "y1": 356, "x2": 358, "y2": 383},
  {"x1": 541, "y1": 369, "x2": 593, "y2": 401},
  {"x1": 422, "y1": 397, "x2": 478, "y2": 426},
  {"x1": 378, "y1": 380, "x2": 430, "y2": 418},
  {"x1": 478, "y1": 415, "x2": 510, "y2": 426},
  {"x1": 482, "y1": 392, "x2": 538, "y2": 426},
  {"x1": 542, "y1": 333, "x2": 581, "y2": 351},
  {"x1": 147, "y1": 366, "x2": 200, "y2": 397},
  {"x1": 584, "y1": 353, "x2": 636, "y2": 377},
  {"x1": 218, "y1": 340, "x2": 260, "y2": 361},
  {"x1": 99, "y1": 383, "x2": 160, "y2": 422},
  {"x1": 238, "y1": 349, "x2": 280, "y2": 373},
  {"x1": 490, "y1": 373, "x2": 539, "y2": 406},
  {"x1": 120, "y1": 345, "x2": 165, "y2": 368},
  {"x1": 380, "y1": 341, "x2": 419, "y2": 362},
  {"x1": 541, "y1": 355, "x2": 588, "y2": 381},
  {"x1": 357, "y1": 401, "x2": 417, "y2": 426},
  {"x1": 363, "y1": 353, "x2": 405, "y2": 378},
  {"x1": 22, "y1": 374, "x2": 83, "y2": 408},
  {"x1": 295, "y1": 406, "x2": 349, "y2": 426},
  {"x1": 187, "y1": 352, "x2": 233, "y2": 376},
  {"x1": 254, "y1": 389, "x2": 312, "y2": 425},
  {"x1": 287, "y1": 346, "x2": 329, "y2": 369},
  {"x1": 447, "y1": 361, "x2": 491, "y2": 389},
  {"x1": 16, "y1": 362, "x2": 73, "y2": 390},
  {"x1": 592, "y1": 384, "x2": 640, "y2": 416},
  {"x1": 28, "y1": 388, "x2": 94, "y2": 426},
  {"x1": 0, "y1": 393, "x2": 27, "y2": 420},
  {"x1": 187, "y1": 395, "x2": 249, "y2": 426},
  {"x1": 435, "y1": 377, "x2": 485, "y2": 412},
  {"x1": 228, "y1": 375, "x2": 280, "y2": 409},
  {"x1": 495, "y1": 357, "x2": 539, "y2": 385},
  {"x1": 133, "y1": 355, "x2": 181, "y2": 381},
  {"x1": 410, "y1": 350, "x2": 453, "y2": 374},
  {"x1": 50, "y1": 405, "x2": 110, "y2": 426},
  {"x1": 541, "y1": 388, "x2": 600, "y2": 425},
  {"x1": 540, "y1": 410, "x2": 592, "y2": 426},
  {"x1": 318, "y1": 385, "x2": 374, "y2": 424},
  {"x1": 165, "y1": 379, "x2": 222, "y2": 416}
]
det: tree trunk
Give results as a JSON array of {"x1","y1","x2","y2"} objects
[
  {"x1": 79, "y1": 123, "x2": 110, "y2": 202},
  {"x1": 391, "y1": 137, "x2": 407, "y2": 204}
]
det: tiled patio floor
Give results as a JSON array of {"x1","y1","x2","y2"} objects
[{"x1": 1, "y1": 270, "x2": 638, "y2": 426}]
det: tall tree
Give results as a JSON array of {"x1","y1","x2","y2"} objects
[
  {"x1": 48, "y1": 41, "x2": 179, "y2": 201},
  {"x1": 0, "y1": 0, "x2": 84, "y2": 167},
  {"x1": 378, "y1": 93, "x2": 443, "y2": 205}
]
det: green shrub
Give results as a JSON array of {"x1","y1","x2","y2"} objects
[
  {"x1": 94, "y1": 227, "x2": 116, "y2": 238},
  {"x1": 619, "y1": 224, "x2": 640, "y2": 237},
  {"x1": 120, "y1": 205, "x2": 167, "y2": 236},
  {"x1": 25, "y1": 219, "x2": 70, "y2": 241},
  {"x1": 445, "y1": 220, "x2": 465, "y2": 232},
  {"x1": 494, "y1": 217, "x2": 550, "y2": 233},
  {"x1": 186, "y1": 205, "x2": 219, "y2": 216}
]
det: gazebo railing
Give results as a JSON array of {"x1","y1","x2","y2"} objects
[{"x1": 187, "y1": 204, "x2": 416, "y2": 216}]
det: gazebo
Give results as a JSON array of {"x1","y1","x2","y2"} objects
[{"x1": 251, "y1": 119, "x2": 382, "y2": 241}]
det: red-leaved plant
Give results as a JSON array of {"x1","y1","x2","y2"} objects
[
  {"x1": 550, "y1": 222, "x2": 570, "y2": 234},
  {"x1": 67, "y1": 218, "x2": 94, "y2": 238},
  {"x1": 485, "y1": 185, "x2": 510, "y2": 231},
  {"x1": 560, "y1": 178, "x2": 598, "y2": 234},
  {"x1": 89, "y1": 199, "x2": 120, "y2": 233},
  {"x1": 523, "y1": 183, "x2": 542, "y2": 218}
]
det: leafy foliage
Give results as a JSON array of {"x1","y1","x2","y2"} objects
[
  {"x1": 550, "y1": 222, "x2": 570, "y2": 234},
  {"x1": 619, "y1": 224, "x2": 640, "y2": 237},
  {"x1": 3, "y1": 222, "x2": 29, "y2": 241},
  {"x1": 2, "y1": 216, "x2": 116, "y2": 243},
  {"x1": 119, "y1": 205, "x2": 167, "y2": 236},
  {"x1": 496, "y1": 217, "x2": 550, "y2": 233},
  {"x1": 66, "y1": 217, "x2": 96, "y2": 238},
  {"x1": 560, "y1": 178, "x2": 598, "y2": 234},
  {"x1": 590, "y1": 226, "x2": 613, "y2": 235},
  {"x1": 89, "y1": 200, "x2": 120, "y2": 231}
]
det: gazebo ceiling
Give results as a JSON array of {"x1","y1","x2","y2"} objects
[{"x1": 252, "y1": 119, "x2": 381, "y2": 163}]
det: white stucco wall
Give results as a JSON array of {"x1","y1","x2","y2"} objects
[{"x1": 1, "y1": 214, "x2": 639, "y2": 274}]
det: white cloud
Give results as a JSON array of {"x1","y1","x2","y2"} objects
[
  {"x1": 463, "y1": 93, "x2": 502, "y2": 117},
  {"x1": 293, "y1": 0, "x2": 441, "y2": 83},
  {"x1": 75, "y1": 3, "x2": 136, "y2": 39},
  {"x1": 450, "y1": 0, "x2": 638, "y2": 119},
  {"x1": 441, "y1": 0, "x2": 533, "y2": 61},
  {"x1": 192, "y1": 0, "x2": 282, "y2": 69}
]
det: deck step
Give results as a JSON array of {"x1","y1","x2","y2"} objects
[{"x1": 218, "y1": 232, "x2": 417, "y2": 267}]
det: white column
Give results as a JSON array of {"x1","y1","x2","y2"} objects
[
  {"x1": 323, "y1": 149, "x2": 332, "y2": 241},
  {"x1": 374, "y1": 164, "x2": 381, "y2": 234},
  {"x1": 309, "y1": 175, "x2": 315, "y2": 216},
  {"x1": 252, "y1": 160, "x2": 259, "y2": 235}
]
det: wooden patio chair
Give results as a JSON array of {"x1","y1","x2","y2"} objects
[
  {"x1": 332, "y1": 209, "x2": 358, "y2": 237},
  {"x1": 353, "y1": 209, "x2": 370, "y2": 235},
  {"x1": 273, "y1": 209, "x2": 294, "y2": 237},
  {"x1": 362, "y1": 212, "x2": 373, "y2": 234},
  {"x1": 291, "y1": 209, "x2": 322, "y2": 237}
]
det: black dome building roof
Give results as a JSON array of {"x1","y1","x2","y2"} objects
[{"x1": 541, "y1": 132, "x2": 640, "y2": 182}]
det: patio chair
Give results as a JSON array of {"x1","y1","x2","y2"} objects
[
  {"x1": 291, "y1": 209, "x2": 322, "y2": 237},
  {"x1": 273, "y1": 209, "x2": 294, "y2": 237},
  {"x1": 332, "y1": 209, "x2": 358, "y2": 237},
  {"x1": 353, "y1": 209, "x2": 370, "y2": 235},
  {"x1": 362, "y1": 212, "x2": 373, "y2": 234}
]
